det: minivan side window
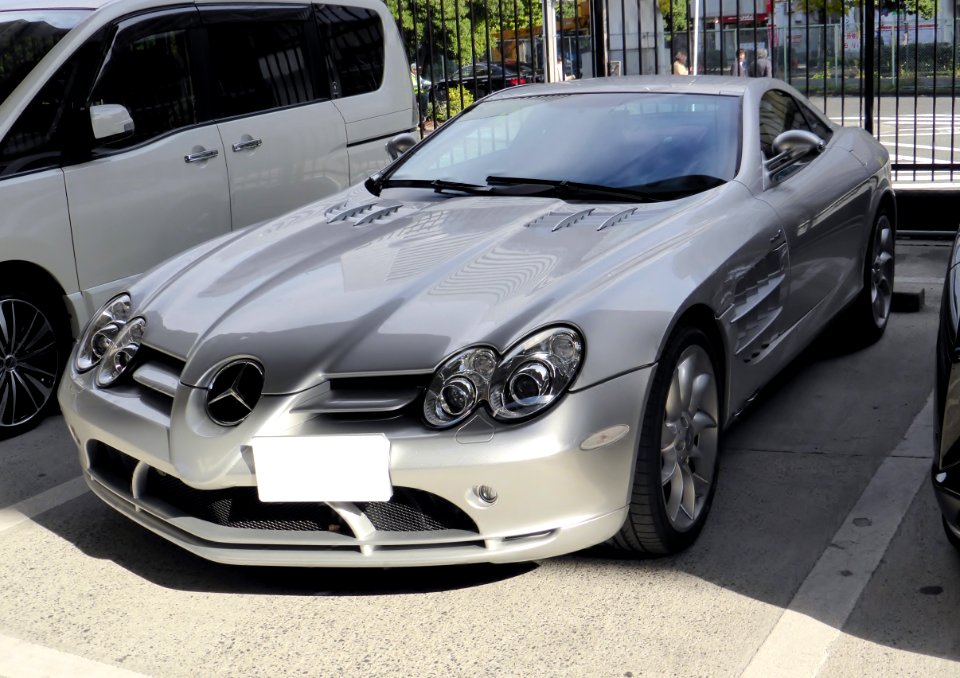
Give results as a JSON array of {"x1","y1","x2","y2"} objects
[
  {"x1": 202, "y1": 6, "x2": 327, "y2": 118},
  {"x1": 88, "y1": 9, "x2": 203, "y2": 150},
  {"x1": 316, "y1": 5, "x2": 384, "y2": 98}
]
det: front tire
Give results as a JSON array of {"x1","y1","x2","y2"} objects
[
  {"x1": 611, "y1": 325, "x2": 722, "y2": 555},
  {"x1": 0, "y1": 292, "x2": 68, "y2": 439}
]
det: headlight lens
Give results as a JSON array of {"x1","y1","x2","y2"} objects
[
  {"x1": 423, "y1": 347, "x2": 497, "y2": 427},
  {"x1": 95, "y1": 317, "x2": 146, "y2": 387},
  {"x1": 76, "y1": 295, "x2": 132, "y2": 372},
  {"x1": 489, "y1": 327, "x2": 583, "y2": 421},
  {"x1": 422, "y1": 326, "x2": 583, "y2": 428},
  {"x1": 75, "y1": 294, "x2": 145, "y2": 387}
]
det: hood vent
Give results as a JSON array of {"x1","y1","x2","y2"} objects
[
  {"x1": 526, "y1": 206, "x2": 646, "y2": 232},
  {"x1": 326, "y1": 200, "x2": 405, "y2": 225}
]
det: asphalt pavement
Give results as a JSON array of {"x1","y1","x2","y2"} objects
[{"x1": 0, "y1": 239, "x2": 956, "y2": 677}]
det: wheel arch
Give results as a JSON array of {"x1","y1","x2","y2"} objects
[
  {"x1": 0, "y1": 260, "x2": 75, "y2": 340},
  {"x1": 664, "y1": 303, "x2": 729, "y2": 420}
]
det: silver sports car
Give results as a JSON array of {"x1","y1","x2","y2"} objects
[{"x1": 59, "y1": 76, "x2": 895, "y2": 567}]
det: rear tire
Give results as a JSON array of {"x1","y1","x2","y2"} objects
[
  {"x1": 0, "y1": 290, "x2": 69, "y2": 440},
  {"x1": 842, "y1": 210, "x2": 895, "y2": 346},
  {"x1": 610, "y1": 325, "x2": 723, "y2": 556}
]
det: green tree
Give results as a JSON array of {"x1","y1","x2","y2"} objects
[
  {"x1": 387, "y1": 0, "x2": 541, "y2": 72},
  {"x1": 660, "y1": 0, "x2": 688, "y2": 31}
]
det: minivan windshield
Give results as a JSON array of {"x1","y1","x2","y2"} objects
[
  {"x1": 389, "y1": 92, "x2": 741, "y2": 198},
  {"x1": 0, "y1": 10, "x2": 90, "y2": 105}
]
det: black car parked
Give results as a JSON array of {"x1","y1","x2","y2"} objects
[
  {"x1": 432, "y1": 60, "x2": 537, "y2": 101},
  {"x1": 934, "y1": 232, "x2": 960, "y2": 549}
]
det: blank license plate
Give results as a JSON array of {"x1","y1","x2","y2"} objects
[{"x1": 251, "y1": 435, "x2": 392, "y2": 502}]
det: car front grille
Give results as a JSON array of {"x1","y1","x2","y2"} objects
[{"x1": 86, "y1": 443, "x2": 480, "y2": 538}]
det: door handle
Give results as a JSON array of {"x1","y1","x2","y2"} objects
[
  {"x1": 184, "y1": 148, "x2": 219, "y2": 163},
  {"x1": 232, "y1": 138, "x2": 263, "y2": 152},
  {"x1": 769, "y1": 228, "x2": 783, "y2": 244}
]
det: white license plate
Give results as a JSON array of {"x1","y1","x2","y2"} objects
[{"x1": 251, "y1": 434, "x2": 392, "y2": 502}]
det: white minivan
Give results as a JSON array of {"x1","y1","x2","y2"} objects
[{"x1": 0, "y1": 0, "x2": 415, "y2": 437}]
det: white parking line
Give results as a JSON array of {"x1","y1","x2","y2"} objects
[
  {"x1": 741, "y1": 395, "x2": 933, "y2": 678},
  {"x1": 0, "y1": 476, "x2": 88, "y2": 535},
  {"x1": 0, "y1": 631, "x2": 151, "y2": 678}
]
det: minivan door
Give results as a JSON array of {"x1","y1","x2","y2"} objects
[
  {"x1": 200, "y1": 5, "x2": 349, "y2": 230},
  {"x1": 63, "y1": 7, "x2": 231, "y2": 303}
]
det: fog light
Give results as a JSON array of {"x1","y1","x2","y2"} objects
[{"x1": 475, "y1": 485, "x2": 498, "y2": 504}]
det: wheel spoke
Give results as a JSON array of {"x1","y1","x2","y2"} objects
[
  {"x1": 19, "y1": 362, "x2": 56, "y2": 380},
  {"x1": 18, "y1": 340, "x2": 56, "y2": 363},
  {"x1": 880, "y1": 226, "x2": 891, "y2": 250},
  {"x1": 12, "y1": 309, "x2": 40, "y2": 356},
  {"x1": 680, "y1": 465, "x2": 696, "y2": 521},
  {"x1": 688, "y1": 373, "x2": 711, "y2": 417},
  {"x1": 691, "y1": 410, "x2": 717, "y2": 434},
  {"x1": 665, "y1": 370, "x2": 682, "y2": 421},
  {"x1": 1, "y1": 370, "x2": 16, "y2": 425},
  {"x1": 0, "y1": 301, "x2": 14, "y2": 354},
  {"x1": 661, "y1": 451, "x2": 679, "y2": 486},
  {"x1": 11, "y1": 370, "x2": 40, "y2": 410},
  {"x1": 676, "y1": 354, "x2": 696, "y2": 411},
  {"x1": 665, "y1": 470, "x2": 683, "y2": 522}
]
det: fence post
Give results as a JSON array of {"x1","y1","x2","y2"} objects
[
  {"x1": 863, "y1": 0, "x2": 875, "y2": 134},
  {"x1": 590, "y1": 0, "x2": 607, "y2": 76}
]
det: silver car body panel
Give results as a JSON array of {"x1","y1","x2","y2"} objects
[{"x1": 59, "y1": 76, "x2": 893, "y2": 566}]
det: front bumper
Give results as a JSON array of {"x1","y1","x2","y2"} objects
[{"x1": 59, "y1": 362, "x2": 653, "y2": 567}]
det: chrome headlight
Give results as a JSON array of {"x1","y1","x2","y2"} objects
[
  {"x1": 489, "y1": 327, "x2": 583, "y2": 420},
  {"x1": 423, "y1": 326, "x2": 583, "y2": 428},
  {"x1": 75, "y1": 294, "x2": 145, "y2": 386}
]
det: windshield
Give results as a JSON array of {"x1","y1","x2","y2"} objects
[
  {"x1": 0, "y1": 10, "x2": 89, "y2": 105},
  {"x1": 390, "y1": 92, "x2": 742, "y2": 193}
]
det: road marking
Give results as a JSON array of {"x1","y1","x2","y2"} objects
[
  {"x1": 897, "y1": 276, "x2": 944, "y2": 285},
  {"x1": 0, "y1": 631, "x2": 151, "y2": 678},
  {"x1": 0, "y1": 476, "x2": 88, "y2": 536},
  {"x1": 741, "y1": 395, "x2": 933, "y2": 678}
]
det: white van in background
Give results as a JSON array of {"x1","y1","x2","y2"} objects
[{"x1": 0, "y1": 0, "x2": 416, "y2": 437}]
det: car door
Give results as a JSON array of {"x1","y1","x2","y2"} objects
[
  {"x1": 63, "y1": 7, "x2": 231, "y2": 303},
  {"x1": 754, "y1": 89, "x2": 872, "y2": 333},
  {"x1": 200, "y1": 4, "x2": 349, "y2": 230}
]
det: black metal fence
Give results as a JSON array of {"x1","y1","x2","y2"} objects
[{"x1": 388, "y1": 0, "x2": 960, "y2": 184}]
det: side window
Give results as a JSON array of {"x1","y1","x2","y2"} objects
[
  {"x1": 0, "y1": 57, "x2": 82, "y2": 177},
  {"x1": 88, "y1": 9, "x2": 202, "y2": 150},
  {"x1": 797, "y1": 101, "x2": 834, "y2": 143},
  {"x1": 316, "y1": 5, "x2": 384, "y2": 98},
  {"x1": 0, "y1": 31, "x2": 105, "y2": 178},
  {"x1": 758, "y1": 90, "x2": 810, "y2": 159},
  {"x1": 203, "y1": 7, "x2": 326, "y2": 118}
]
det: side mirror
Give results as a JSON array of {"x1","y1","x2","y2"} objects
[
  {"x1": 765, "y1": 129, "x2": 824, "y2": 176},
  {"x1": 90, "y1": 104, "x2": 134, "y2": 141},
  {"x1": 385, "y1": 133, "x2": 417, "y2": 160}
]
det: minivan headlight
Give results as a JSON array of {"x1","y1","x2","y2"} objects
[
  {"x1": 423, "y1": 326, "x2": 583, "y2": 428},
  {"x1": 76, "y1": 294, "x2": 132, "y2": 372}
]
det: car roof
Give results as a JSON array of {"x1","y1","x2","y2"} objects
[{"x1": 487, "y1": 75, "x2": 767, "y2": 100}]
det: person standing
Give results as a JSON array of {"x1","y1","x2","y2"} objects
[
  {"x1": 672, "y1": 50, "x2": 689, "y2": 75},
  {"x1": 755, "y1": 48, "x2": 772, "y2": 78},
  {"x1": 730, "y1": 48, "x2": 750, "y2": 77}
]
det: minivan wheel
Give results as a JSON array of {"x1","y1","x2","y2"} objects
[{"x1": 0, "y1": 293, "x2": 66, "y2": 439}]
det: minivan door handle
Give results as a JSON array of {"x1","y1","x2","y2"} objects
[
  {"x1": 232, "y1": 138, "x2": 263, "y2": 152},
  {"x1": 184, "y1": 148, "x2": 219, "y2": 163}
]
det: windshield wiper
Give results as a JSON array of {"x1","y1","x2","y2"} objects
[
  {"x1": 485, "y1": 176, "x2": 662, "y2": 202},
  {"x1": 629, "y1": 174, "x2": 728, "y2": 199},
  {"x1": 367, "y1": 177, "x2": 490, "y2": 197}
]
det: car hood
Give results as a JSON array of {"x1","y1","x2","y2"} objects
[{"x1": 133, "y1": 184, "x2": 728, "y2": 394}]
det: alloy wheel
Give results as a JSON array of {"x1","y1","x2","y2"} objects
[
  {"x1": 870, "y1": 215, "x2": 895, "y2": 327},
  {"x1": 0, "y1": 298, "x2": 59, "y2": 429},
  {"x1": 660, "y1": 345, "x2": 720, "y2": 532}
]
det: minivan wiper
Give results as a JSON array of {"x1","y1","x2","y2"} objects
[
  {"x1": 367, "y1": 177, "x2": 490, "y2": 196},
  {"x1": 485, "y1": 176, "x2": 662, "y2": 202}
]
